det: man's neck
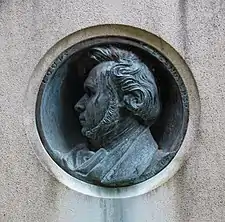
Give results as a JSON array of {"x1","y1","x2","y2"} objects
[{"x1": 100, "y1": 118, "x2": 150, "y2": 150}]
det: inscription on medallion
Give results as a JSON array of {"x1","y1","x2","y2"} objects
[{"x1": 36, "y1": 37, "x2": 189, "y2": 187}]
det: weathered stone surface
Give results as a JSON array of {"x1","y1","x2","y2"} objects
[{"x1": 0, "y1": 0, "x2": 225, "y2": 221}]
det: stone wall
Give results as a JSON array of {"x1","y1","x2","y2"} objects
[{"x1": 0, "y1": 0, "x2": 225, "y2": 221}]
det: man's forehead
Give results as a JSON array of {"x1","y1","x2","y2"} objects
[{"x1": 84, "y1": 62, "x2": 110, "y2": 86}]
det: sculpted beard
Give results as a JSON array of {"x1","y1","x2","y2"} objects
[{"x1": 81, "y1": 94, "x2": 121, "y2": 145}]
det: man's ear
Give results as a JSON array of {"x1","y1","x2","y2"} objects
[{"x1": 123, "y1": 88, "x2": 146, "y2": 112}]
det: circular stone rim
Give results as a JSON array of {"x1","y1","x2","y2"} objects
[{"x1": 24, "y1": 24, "x2": 200, "y2": 198}]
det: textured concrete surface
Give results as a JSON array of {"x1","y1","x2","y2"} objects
[{"x1": 0, "y1": 0, "x2": 225, "y2": 221}]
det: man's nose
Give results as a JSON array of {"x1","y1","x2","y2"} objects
[{"x1": 74, "y1": 96, "x2": 86, "y2": 113}]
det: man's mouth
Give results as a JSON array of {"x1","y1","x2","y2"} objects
[{"x1": 79, "y1": 115, "x2": 85, "y2": 125}]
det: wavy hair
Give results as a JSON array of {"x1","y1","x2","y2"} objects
[{"x1": 90, "y1": 46, "x2": 160, "y2": 126}]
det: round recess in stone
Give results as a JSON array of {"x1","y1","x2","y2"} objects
[{"x1": 24, "y1": 24, "x2": 200, "y2": 198}]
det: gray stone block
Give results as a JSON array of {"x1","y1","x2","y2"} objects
[{"x1": 0, "y1": 0, "x2": 224, "y2": 221}]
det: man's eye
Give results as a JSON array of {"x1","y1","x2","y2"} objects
[{"x1": 86, "y1": 88, "x2": 95, "y2": 97}]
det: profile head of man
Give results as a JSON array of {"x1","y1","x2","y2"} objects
[{"x1": 74, "y1": 46, "x2": 160, "y2": 147}]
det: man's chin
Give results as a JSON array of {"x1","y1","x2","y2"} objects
[
  {"x1": 81, "y1": 127, "x2": 94, "y2": 139},
  {"x1": 81, "y1": 126, "x2": 103, "y2": 142},
  {"x1": 81, "y1": 121, "x2": 118, "y2": 145},
  {"x1": 81, "y1": 127, "x2": 88, "y2": 137}
]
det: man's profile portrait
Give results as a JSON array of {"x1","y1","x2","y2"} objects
[{"x1": 49, "y1": 46, "x2": 174, "y2": 186}]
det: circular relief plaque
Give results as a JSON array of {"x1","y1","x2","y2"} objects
[{"x1": 24, "y1": 25, "x2": 200, "y2": 198}]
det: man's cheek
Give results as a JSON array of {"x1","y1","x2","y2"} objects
[{"x1": 93, "y1": 93, "x2": 101, "y2": 104}]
